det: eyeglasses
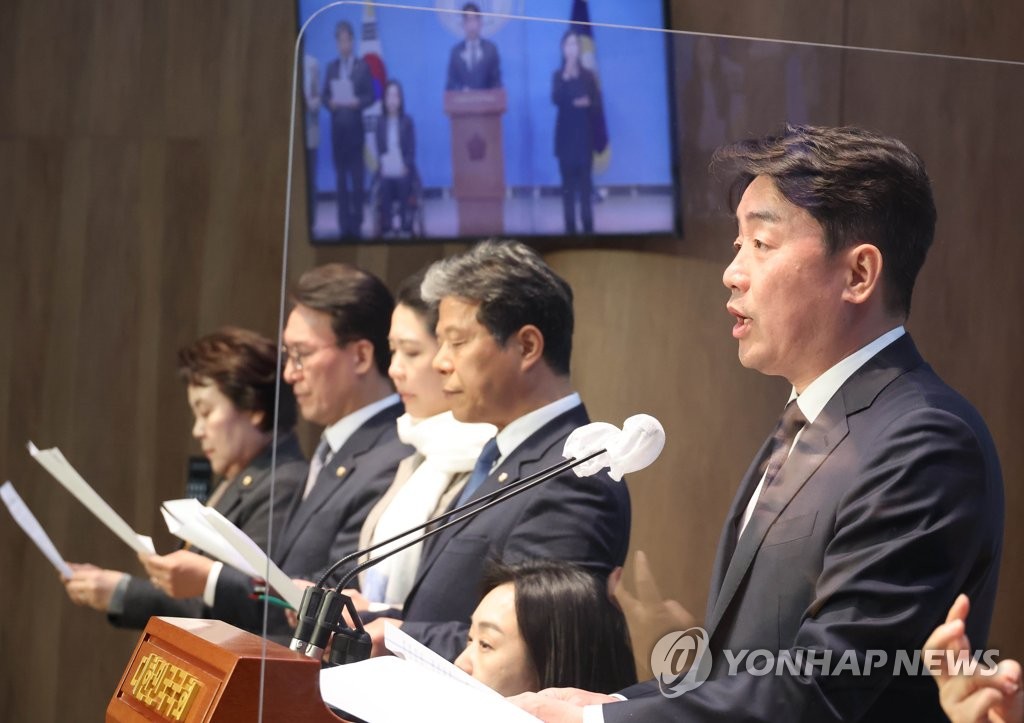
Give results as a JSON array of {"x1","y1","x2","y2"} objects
[{"x1": 281, "y1": 344, "x2": 332, "y2": 372}]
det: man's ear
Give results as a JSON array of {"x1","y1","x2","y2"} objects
[
  {"x1": 841, "y1": 243, "x2": 884, "y2": 306},
  {"x1": 349, "y1": 339, "x2": 377, "y2": 375},
  {"x1": 515, "y1": 325, "x2": 545, "y2": 371}
]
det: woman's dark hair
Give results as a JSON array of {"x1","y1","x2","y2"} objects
[
  {"x1": 395, "y1": 267, "x2": 437, "y2": 336},
  {"x1": 384, "y1": 79, "x2": 405, "y2": 117},
  {"x1": 480, "y1": 559, "x2": 637, "y2": 693},
  {"x1": 291, "y1": 263, "x2": 394, "y2": 376},
  {"x1": 559, "y1": 28, "x2": 580, "y2": 71},
  {"x1": 177, "y1": 327, "x2": 296, "y2": 433}
]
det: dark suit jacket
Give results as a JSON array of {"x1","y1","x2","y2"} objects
[
  {"x1": 607, "y1": 335, "x2": 1003, "y2": 722},
  {"x1": 108, "y1": 433, "x2": 307, "y2": 630},
  {"x1": 323, "y1": 55, "x2": 375, "y2": 157},
  {"x1": 212, "y1": 402, "x2": 410, "y2": 635},
  {"x1": 399, "y1": 404, "x2": 632, "y2": 660},
  {"x1": 445, "y1": 38, "x2": 501, "y2": 90},
  {"x1": 552, "y1": 67, "x2": 600, "y2": 165}
]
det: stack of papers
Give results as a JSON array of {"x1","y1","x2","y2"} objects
[{"x1": 318, "y1": 624, "x2": 540, "y2": 722}]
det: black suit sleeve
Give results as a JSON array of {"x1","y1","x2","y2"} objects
[
  {"x1": 107, "y1": 576, "x2": 205, "y2": 630},
  {"x1": 445, "y1": 46, "x2": 460, "y2": 90}
]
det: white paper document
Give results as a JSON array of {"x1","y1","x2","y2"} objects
[
  {"x1": 384, "y1": 623, "x2": 499, "y2": 696},
  {"x1": 198, "y1": 508, "x2": 303, "y2": 610},
  {"x1": 27, "y1": 441, "x2": 154, "y2": 554},
  {"x1": 330, "y1": 76, "x2": 355, "y2": 104},
  {"x1": 1, "y1": 481, "x2": 74, "y2": 578},
  {"x1": 160, "y1": 499, "x2": 259, "y2": 577},
  {"x1": 319, "y1": 639, "x2": 540, "y2": 722}
]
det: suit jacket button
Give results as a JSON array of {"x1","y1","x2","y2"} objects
[{"x1": 242, "y1": 475, "x2": 253, "y2": 487}]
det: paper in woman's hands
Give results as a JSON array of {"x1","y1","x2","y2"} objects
[
  {"x1": 27, "y1": 441, "x2": 154, "y2": 554},
  {"x1": 1, "y1": 481, "x2": 74, "y2": 578}
]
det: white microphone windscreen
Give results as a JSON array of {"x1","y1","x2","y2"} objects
[
  {"x1": 606, "y1": 414, "x2": 666, "y2": 480},
  {"x1": 562, "y1": 422, "x2": 620, "y2": 478}
]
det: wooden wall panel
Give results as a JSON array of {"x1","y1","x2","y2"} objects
[{"x1": 1, "y1": 0, "x2": 1022, "y2": 718}]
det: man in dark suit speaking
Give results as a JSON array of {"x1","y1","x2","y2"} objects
[
  {"x1": 445, "y1": 2, "x2": 502, "y2": 91},
  {"x1": 357, "y1": 240, "x2": 631, "y2": 660},
  {"x1": 512, "y1": 125, "x2": 1005, "y2": 722}
]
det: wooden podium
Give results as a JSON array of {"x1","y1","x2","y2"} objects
[
  {"x1": 444, "y1": 88, "x2": 507, "y2": 235},
  {"x1": 107, "y1": 617, "x2": 344, "y2": 722}
]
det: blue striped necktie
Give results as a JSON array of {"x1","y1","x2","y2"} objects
[{"x1": 456, "y1": 437, "x2": 500, "y2": 507}]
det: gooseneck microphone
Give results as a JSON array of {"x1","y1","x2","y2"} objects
[{"x1": 287, "y1": 415, "x2": 665, "y2": 664}]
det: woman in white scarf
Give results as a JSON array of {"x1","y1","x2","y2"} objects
[{"x1": 357, "y1": 271, "x2": 494, "y2": 607}]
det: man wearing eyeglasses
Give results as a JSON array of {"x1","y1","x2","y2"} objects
[{"x1": 208, "y1": 263, "x2": 410, "y2": 633}]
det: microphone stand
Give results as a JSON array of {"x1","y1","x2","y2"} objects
[{"x1": 291, "y1": 448, "x2": 607, "y2": 665}]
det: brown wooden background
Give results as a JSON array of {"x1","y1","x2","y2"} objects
[{"x1": 1, "y1": 1, "x2": 1021, "y2": 718}]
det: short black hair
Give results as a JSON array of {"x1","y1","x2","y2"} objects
[
  {"x1": 421, "y1": 240, "x2": 574, "y2": 375},
  {"x1": 335, "y1": 20, "x2": 354, "y2": 40},
  {"x1": 291, "y1": 263, "x2": 394, "y2": 377},
  {"x1": 462, "y1": 2, "x2": 481, "y2": 14},
  {"x1": 480, "y1": 559, "x2": 637, "y2": 693},
  {"x1": 713, "y1": 124, "x2": 937, "y2": 317}
]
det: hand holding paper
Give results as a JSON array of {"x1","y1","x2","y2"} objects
[{"x1": 139, "y1": 550, "x2": 215, "y2": 599}]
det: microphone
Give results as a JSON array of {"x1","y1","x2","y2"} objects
[{"x1": 289, "y1": 416, "x2": 666, "y2": 663}]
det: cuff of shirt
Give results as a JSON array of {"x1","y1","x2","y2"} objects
[
  {"x1": 583, "y1": 705, "x2": 606, "y2": 723},
  {"x1": 202, "y1": 561, "x2": 224, "y2": 607},
  {"x1": 106, "y1": 573, "x2": 132, "y2": 616}
]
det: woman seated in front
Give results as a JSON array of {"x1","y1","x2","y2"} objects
[{"x1": 455, "y1": 559, "x2": 638, "y2": 696}]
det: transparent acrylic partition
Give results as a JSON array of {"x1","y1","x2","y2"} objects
[{"x1": 248, "y1": 1, "x2": 1024, "y2": 719}]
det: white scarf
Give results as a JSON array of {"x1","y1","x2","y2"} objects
[{"x1": 364, "y1": 412, "x2": 495, "y2": 604}]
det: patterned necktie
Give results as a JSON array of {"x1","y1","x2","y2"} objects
[
  {"x1": 456, "y1": 437, "x2": 500, "y2": 507},
  {"x1": 302, "y1": 436, "x2": 332, "y2": 500},
  {"x1": 738, "y1": 400, "x2": 808, "y2": 538}
]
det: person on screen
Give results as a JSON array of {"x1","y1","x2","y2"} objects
[
  {"x1": 375, "y1": 80, "x2": 418, "y2": 238},
  {"x1": 923, "y1": 594, "x2": 1023, "y2": 723},
  {"x1": 551, "y1": 29, "x2": 602, "y2": 235},
  {"x1": 355, "y1": 269, "x2": 494, "y2": 606},
  {"x1": 445, "y1": 2, "x2": 501, "y2": 91},
  {"x1": 454, "y1": 559, "x2": 637, "y2": 697},
  {"x1": 324, "y1": 21, "x2": 375, "y2": 238},
  {"x1": 62, "y1": 328, "x2": 306, "y2": 630},
  {"x1": 303, "y1": 52, "x2": 322, "y2": 233}
]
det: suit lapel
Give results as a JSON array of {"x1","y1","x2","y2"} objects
[
  {"x1": 275, "y1": 403, "x2": 402, "y2": 558},
  {"x1": 706, "y1": 407, "x2": 847, "y2": 637},
  {"x1": 408, "y1": 405, "x2": 589, "y2": 597},
  {"x1": 705, "y1": 435, "x2": 775, "y2": 618},
  {"x1": 704, "y1": 334, "x2": 925, "y2": 639}
]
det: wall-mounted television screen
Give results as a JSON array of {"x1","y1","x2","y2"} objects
[{"x1": 297, "y1": 0, "x2": 678, "y2": 243}]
